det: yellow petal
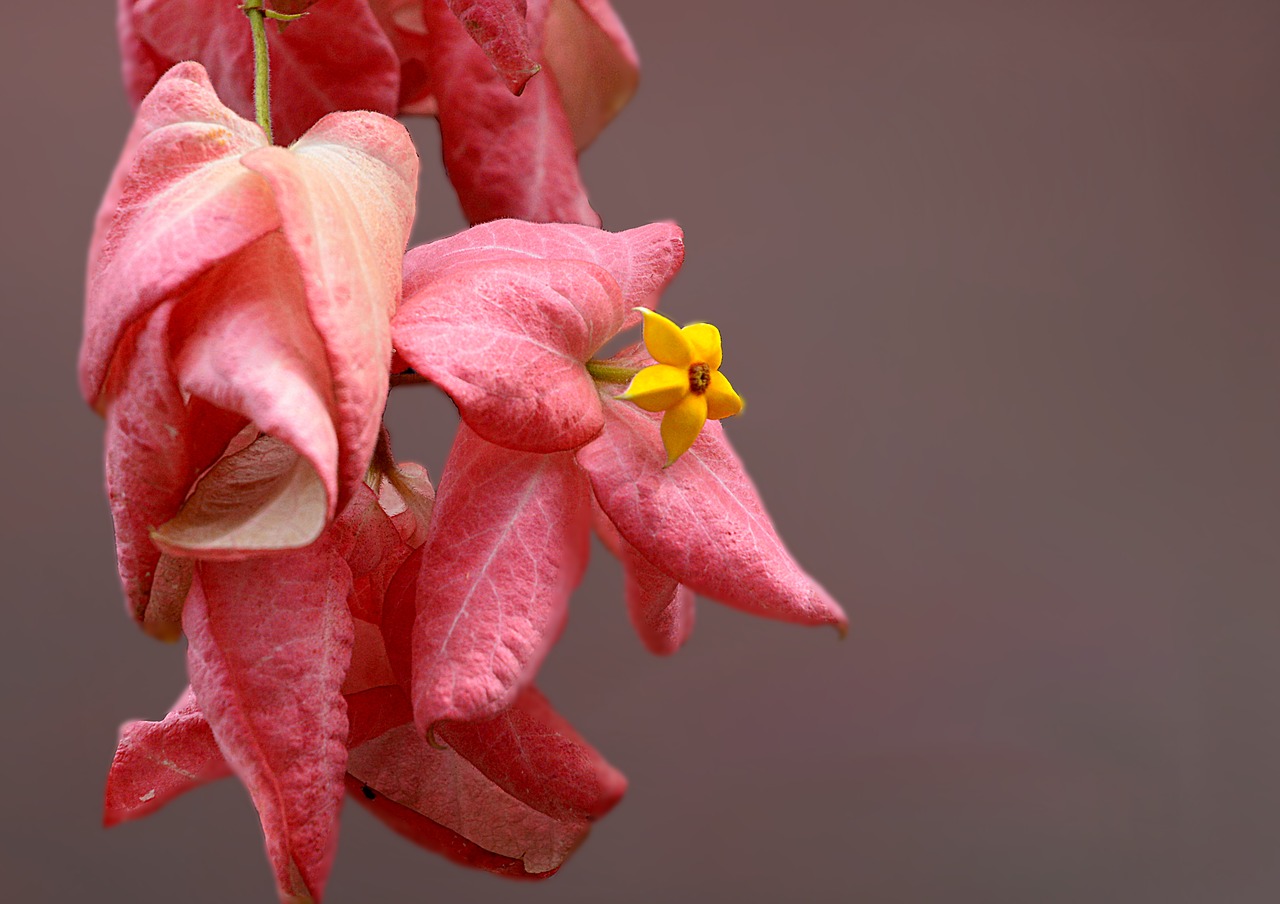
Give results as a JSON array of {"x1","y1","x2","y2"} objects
[
  {"x1": 681, "y1": 322, "x2": 723, "y2": 371},
  {"x1": 661, "y1": 392, "x2": 708, "y2": 465},
  {"x1": 619, "y1": 364, "x2": 689, "y2": 412},
  {"x1": 705, "y1": 370, "x2": 743, "y2": 419},
  {"x1": 639, "y1": 307, "x2": 693, "y2": 368}
]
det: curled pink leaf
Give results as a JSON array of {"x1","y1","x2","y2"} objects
[
  {"x1": 167, "y1": 230, "x2": 340, "y2": 512},
  {"x1": 116, "y1": 1, "x2": 638, "y2": 222},
  {"x1": 238, "y1": 112, "x2": 417, "y2": 502},
  {"x1": 334, "y1": 476, "x2": 429, "y2": 695},
  {"x1": 101, "y1": 305, "x2": 197, "y2": 630},
  {"x1": 445, "y1": 0, "x2": 540, "y2": 93},
  {"x1": 82, "y1": 63, "x2": 273, "y2": 404},
  {"x1": 393, "y1": 258, "x2": 624, "y2": 452},
  {"x1": 342, "y1": 479, "x2": 423, "y2": 623},
  {"x1": 109, "y1": 472, "x2": 626, "y2": 887},
  {"x1": 152, "y1": 434, "x2": 329, "y2": 559},
  {"x1": 83, "y1": 64, "x2": 417, "y2": 599},
  {"x1": 104, "y1": 687, "x2": 231, "y2": 828}
]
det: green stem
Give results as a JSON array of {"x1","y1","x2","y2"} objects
[
  {"x1": 242, "y1": 1, "x2": 273, "y2": 143},
  {"x1": 585, "y1": 360, "x2": 641, "y2": 384}
]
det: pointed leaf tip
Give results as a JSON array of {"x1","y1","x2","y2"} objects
[
  {"x1": 183, "y1": 542, "x2": 355, "y2": 901},
  {"x1": 581, "y1": 406, "x2": 847, "y2": 631}
]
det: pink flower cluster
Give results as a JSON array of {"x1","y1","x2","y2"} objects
[{"x1": 85, "y1": 3, "x2": 844, "y2": 901}]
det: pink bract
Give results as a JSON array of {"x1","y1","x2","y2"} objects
[
  {"x1": 80, "y1": 62, "x2": 416, "y2": 632},
  {"x1": 391, "y1": 219, "x2": 845, "y2": 727},
  {"x1": 118, "y1": 0, "x2": 402, "y2": 145},
  {"x1": 105, "y1": 473, "x2": 625, "y2": 899},
  {"x1": 117, "y1": 0, "x2": 638, "y2": 222},
  {"x1": 423, "y1": 0, "x2": 590, "y2": 224},
  {"x1": 408, "y1": 424, "x2": 591, "y2": 725},
  {"x1": 394, "y1": 218, "x2": 685, "y2": 451}
]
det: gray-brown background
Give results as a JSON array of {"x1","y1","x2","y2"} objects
[{"x1": 2, "y1": 2, "x2": 1278, "y2": 901}]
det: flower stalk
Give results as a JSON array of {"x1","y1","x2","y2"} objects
[
  {"x1": 241, "y1": 0, "x2": 274, "y2": 142},
  {"x1": 240, "y1": 1, "x2": 308, "y2": 143},
  {"x1": 585, "y1": 360, "x2": 641, "y2": 384}
]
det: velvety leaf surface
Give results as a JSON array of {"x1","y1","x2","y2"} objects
[
  {"x1": 153, "y1": 434, "x2": 329, "y2": 558},
  {"x1": 91, "y1": 67, "x2": 416, "y2": 534},
  {"x1": 579, "y1": 401, "x2": 848, "y2": 632},
  {"x1": 592, "y1": 499, "x2": 696, "y2": 655},
  {"x1": 240, "y1": 112, "x2": 417, "y2": 503},
  {"x1": 401, "y1": 219, "x2": 684, "y2": 318},
  {"x1": 82, "y1": 63, "x2": 274, "y2": 404},
  {"x1": 445, "y1": 0, "x2": 540, "y2": 93},
  {"x1": 438, "y1": 686, "x2": 626, "y2": 821},
  {"x1": 104, "y1": 687, "x2": 231, "y2": 827},
  {"x1": 543, "y1": 0, "x2": 638, "y2": 150},
  {"x1": 347, "y1": 722, "x2": 590, "y2": 876},
  {"x1": 393, "y1": 258, "x2": 623, "y2": 452},
  {"x1": 169, "y1": 230, "x2": 340, "y2": 514},
  {"x1": 121, "y1": 0, "x2": 401, "y2": 145},
  {"x1": 183, "y1": 542, "x2": 355, "y2": 902},
  {"x1": 410, "y1": 426, "x2": 591, "y2": 726},
  {"x1": 101, "y1": 305, "x2": 194, "y2": 629},
  {"x1": 424, "y1": 0, "x2": 595, "y2": 225}
]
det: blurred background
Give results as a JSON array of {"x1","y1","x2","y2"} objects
[{"x1": 2, "y1": 1, "x2": 1278, "y2": 901}]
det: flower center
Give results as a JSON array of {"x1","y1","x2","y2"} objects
[{"x1": 688, "y1": 362, "x2": 711, "y2": 394}]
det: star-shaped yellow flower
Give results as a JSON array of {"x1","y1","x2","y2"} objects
[{"x1": 619, "y1": 308, "x2": 744, "y2": 464}]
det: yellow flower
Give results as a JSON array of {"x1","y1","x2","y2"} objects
[{"x1": 619, "y1": 308, "x2": 744, "y2": 465}]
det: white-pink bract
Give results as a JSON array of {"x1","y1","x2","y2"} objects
[{"x1": 80, "y1": 62, "x2": 416, "y2": 634}]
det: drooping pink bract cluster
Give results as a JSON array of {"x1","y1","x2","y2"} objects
[
  {"x1": 391, "y1": 220, "x2": 845, "y2": 726},
  {"x1": 83, "y1": 61, "x2": 417, "y2": 638},
  {"x1": 86, "y1": 5, "x2": 845, "y2": 903},
  {"x1": 106, "y1": 470, "x2": 628, "y2": 893},
  {"x1": 118, "y1": 0, "x2": 636, "y2": 224}
]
